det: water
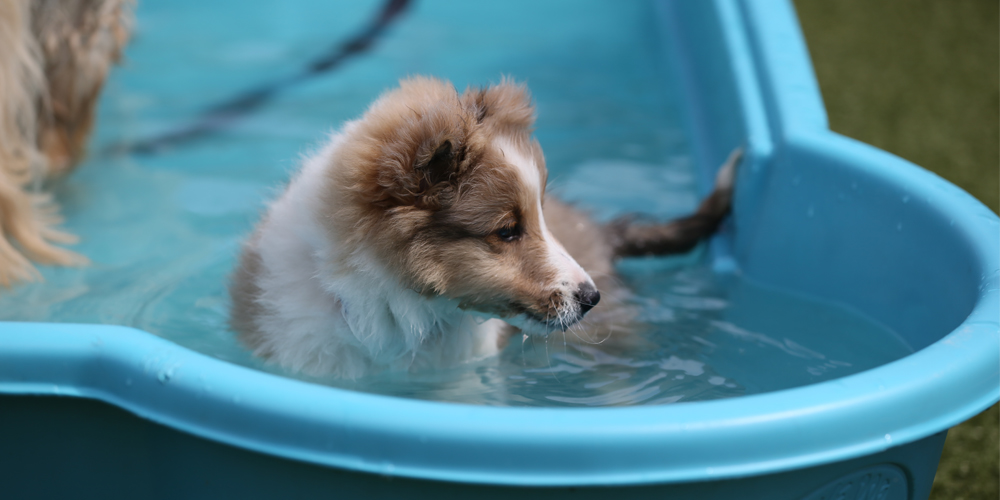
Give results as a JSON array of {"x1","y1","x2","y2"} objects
[
  {"x1": 0, "y1": 0, "x2": 914, "y2": 406},
  {"x1": 311, "y1": 264, "x2": 913, "y2": 406}
]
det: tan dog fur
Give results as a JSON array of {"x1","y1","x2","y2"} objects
[{"x1": 0, "y1": 0, "x2": 132, "y2": 286}]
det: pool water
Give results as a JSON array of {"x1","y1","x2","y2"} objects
[
  {"x1": 318, "y1": 265, "x2": 913, "y2": 406},
  {"x1": 0, "y1": 0, "x2": 914, "y2": 406}
]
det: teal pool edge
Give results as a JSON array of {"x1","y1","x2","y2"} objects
[{"x1": 1, "y1": 0, "x2": 997, "y2": 488}]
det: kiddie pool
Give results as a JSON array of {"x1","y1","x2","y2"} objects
[{"x1": 1, "y1": 0, "x2": 998, "y2": 498}]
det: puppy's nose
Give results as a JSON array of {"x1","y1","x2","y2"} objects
[{"x1": 574, "y1": 282, "x2": 601, "y2": 316}]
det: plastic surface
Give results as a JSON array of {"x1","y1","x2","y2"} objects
[
  {"x1": 0, "y1": 0, "x2": 997, "y2": 491},
  {"x1": 0, "y1": 396, "x2": 947, "y2": 499}
]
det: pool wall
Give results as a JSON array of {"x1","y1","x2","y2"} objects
[{"x1": 1, "y1": 0, "x2": 997, "y2": 499}]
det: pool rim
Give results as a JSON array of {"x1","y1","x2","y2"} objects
[{"x1": 1, "y1": 0, "x2": 998, "y2": 488}]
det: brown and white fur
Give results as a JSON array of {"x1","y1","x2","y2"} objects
[
  {"x1": 0, "y1": 0, "x2": 132, "y2": 286},
  {"x1": 231, "y1": 77, "x2": 737, "y2": 379}
]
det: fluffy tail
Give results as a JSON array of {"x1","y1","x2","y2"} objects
[{"x1": 607, "y1": 147, "x2": 742, "y2": 258}]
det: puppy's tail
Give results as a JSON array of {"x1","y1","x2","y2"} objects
[{"x1": 607, "y1": 147, "x2": 742, "y2": 258}]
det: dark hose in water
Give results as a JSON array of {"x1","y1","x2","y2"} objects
[{"x1": 108, "y1": 0, "x2": 412, "y2": 155}]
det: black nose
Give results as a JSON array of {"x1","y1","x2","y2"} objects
[{"x1": 574, "y1": 282, "x2": 601, "y2": 316}]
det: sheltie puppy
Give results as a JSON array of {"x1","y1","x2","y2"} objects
[
  {"x1": 0, "y1": 0, "x2": 132, "y2": 286},
  {"x1": 230, "y1": 76, "x2": 738, "y2": 379}
]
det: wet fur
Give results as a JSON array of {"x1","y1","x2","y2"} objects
[
  {"x1": 231, "y1": 77, "x2": 735, "y2": 378},
  {"x1": 0, "y1": 0, "x2": 132, "y2": 286}
]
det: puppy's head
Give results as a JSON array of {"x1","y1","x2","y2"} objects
[{"x1": 325, "y1": 76, "x2": 599, "y2": 334}]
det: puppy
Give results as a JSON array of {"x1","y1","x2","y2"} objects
[{"x1": 230, "y1": 77, "x2": 737, "y2": 379}]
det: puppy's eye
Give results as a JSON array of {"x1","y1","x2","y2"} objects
[{"x1": 495, "y1": 223, "x2": 522, "y2": 242}]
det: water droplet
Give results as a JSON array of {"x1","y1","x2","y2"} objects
[
  {"x1": 901, "y1": 195, "x2": 910, "y2": 203},
  {"x1": 792, "y1": 175, "x2": 801, "y2": 185},
  {"x1": 125, "y1": 378, "x2": 132, "y2": 386},
  {"x1": 896, "y1": 222, "x2": 903, "y2": 231},
  {"x1": 884, "y1": 433, "x2": 892, "y2": 444},
  {"x1": 851, "y1": 181, "x2": 858, "y2": 191},
  {"x1": 157, "y1": 370, "x2": 172, "y2": 384},
  {"x1": 807, "y1": 205, "x2": 815, "y2": 218},
  {"x1": 380, "y1": 461, "x2": 395, "y2": 476},
  {"x1": 232, "y1": 395, "x2": 242, "y2": 404}
]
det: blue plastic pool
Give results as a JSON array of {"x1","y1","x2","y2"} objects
[{"x1": 1, "y1": 0, "x2": 997, "y2": 498}]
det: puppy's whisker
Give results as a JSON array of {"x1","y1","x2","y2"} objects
[{"x1": 593, "y1": 323, "x2": 615, "y2": 346}]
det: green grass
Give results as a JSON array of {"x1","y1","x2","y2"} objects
[
  {"x1": 794, "y1": 0, "x2": 998, "y2": 213},
  {"x1": 793, "y1": 1, "x2": 999, "y2": 498}
]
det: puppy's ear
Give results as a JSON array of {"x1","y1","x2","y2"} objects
[
  {"x1": 353, "y1": 76, "x2": 473, "y2": 210},
  {"x1": 408, "y1": 134, "x2": 466, "y2": 210},
  {"x1": 463, "y1": 78, "x2": 535, "y2": 132},
  {"x1": 416, "y1": 139, "x2": 457, "y2": 186}
]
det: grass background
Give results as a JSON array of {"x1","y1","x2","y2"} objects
[{"x1": 792, "y1": 1, "x2": 999, "y2": 498}]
